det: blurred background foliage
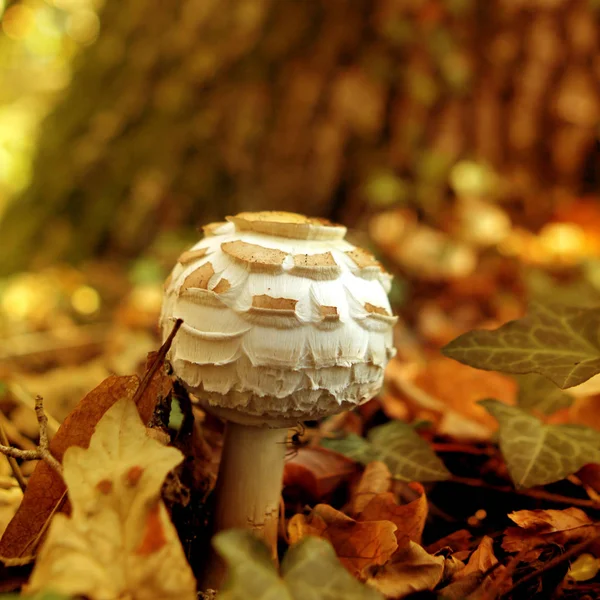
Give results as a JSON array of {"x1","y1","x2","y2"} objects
[
  {"x1": 1, "y1": 0, "x2": 599, "y2": 275},
  {"x1": 1, "y1": 0, "x2": 600, "y2": 370}
]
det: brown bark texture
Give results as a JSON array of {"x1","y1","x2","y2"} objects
[{"x1": 0, "y1": 0, "x2": 598, "y2": 274}]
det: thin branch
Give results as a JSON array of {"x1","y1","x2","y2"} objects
[
  {"x1": 451, "y1": 476, "x2": 600, "y2": 510},
  {"x1": 133, "y1": 318, "x2": 183, "y2": 406},
  {"x1": 0, "y1": 418, "x2": 27, "y2": 492},
  {"x1": 0, "y1": 396, "x2": 62, "y2": 476}
]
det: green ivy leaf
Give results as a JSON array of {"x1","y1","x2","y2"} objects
[
  {"x1": 442, "y1": 302, "x2": 600, "y2": 389},
  {"x1": 214, "y1": 530, "x2": 382, "y2": 600},
  {"x1": 321, "y1": 422, "x2": 450, "y2": 482},
  {"x1": 514, "y1": 373, "x2": 573, "y2": 416},
  {"x1": 480, "y1": 399, "x2": 600, "y2": 489}
]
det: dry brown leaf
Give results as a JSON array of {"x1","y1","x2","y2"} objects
[
  {"x1": 283, "y1": 447, "x2": 357, "y2": 500},
  {"x1": 456, "y1": 535, "x2": 497, "y2": 577},
  {"x1": 385, "y1": 358, "x2": 516, "y2": 441},
  {"x1": 0, "y1": 359, "x2": 171, "y2": 558},
  {"x1": 350, "y1": 461, "x2": 392, "y2": 515},
  {"x1": 358, "y1": 483, "x2": 428, "y2": 546},
  {"x1": 503, "y1": 507, "x2": 598, "y2": 559},
  {"x1": 426, "y1": 529, "x2": 473, "y2": 554},
  {"x1": 365, "y1": 541, "x2": 445, "y2": 598},
  {"x1": 508, "y1": 507, "x2": 593, "y2": 532},
  {"x1": 26, "y1": 397, "x2": 196, "y2": 600},
  {"x1": 287, "y1": 503, "x2": 398, "y2": 577}
]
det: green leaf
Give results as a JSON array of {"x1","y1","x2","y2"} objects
[
  {"x1": 514, "y1": 373, "x2": 573, "y2": 416},
  {"x1": 214, "y1": 530, "x2": 382, "y2": 600},
  {"x1": 282, "y1": 535, "x2": 383, "y2": 600},
  {"x1": 480, "y1": 399, "x2": 600, "y2": 489},
  {"x1": 321, "y1": 422, "x2": 450, "y2": 482},
  {"x1": 442, "y1": 302, "x2": 600, "y2": 389}
]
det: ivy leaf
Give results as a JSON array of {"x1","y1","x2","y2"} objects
[
  {"x1": 322, "y1": 422, "x2": 450, "y2": 482},
  {"x1": 442, "y1": 302, "x2": 600, "y2": 389},
  {"x1": 514, "y1": 374, "x2": 573, "y2": 416},
  {"x1": 214, "y1": 529, "x2": 383, "y2": 600},
  {"x1": 480, "y1": 400, "x2": 600, "y2": 489}
]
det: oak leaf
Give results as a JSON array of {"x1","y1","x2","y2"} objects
[
  {"x1": 287, "y1": 504, "x2": 398, "y2": 577},
  {"x1": 215, "y1": 529, "x2": 382, "y2": 600},
  {"x1": 25, "y1": 397, "x2": 196, "y2": 600},
  {"x1": 443, "y1": 302, "x2": 600, "y2": 389}
]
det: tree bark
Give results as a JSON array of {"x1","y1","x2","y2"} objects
[{"x1": 1, "y1": 0, "x2": 598, "y2": 274}]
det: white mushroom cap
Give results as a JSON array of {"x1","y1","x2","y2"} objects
[{"x1": 161, "y1": 211, "x2": 397, "y2": 426}]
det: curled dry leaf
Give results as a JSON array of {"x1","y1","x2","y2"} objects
[
  {"x1": 350, "y1": 461, "x2": 392, "y2": 516},
  {"x1": 503, "y1": 507, "x2": 598, "y2": 559},
  {"x1": 357, "y1": 483, "x2": 428, "y2": 546},
  {"x1": 0, "y1": 357, "x2": 172, "y2": 558},
  {"x1": 287, "y1": 504, "x2": 398, "y2": 577},
  {"x1": 365, "y1": 541, "x2": 445, "y2": 598},
  {"x1": 457, "y1": 535, "x2": 497, "y2": 577},
  {"x1": 26, "y1": 397, "x2": 196, "y2": 600},
  {"x1": 283, "y1": 447, "x2": 357, "y2": 500}
]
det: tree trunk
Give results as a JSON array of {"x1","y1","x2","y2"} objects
[{"x1": 1, "y1": 0, "x2": 598, "y2": 274}]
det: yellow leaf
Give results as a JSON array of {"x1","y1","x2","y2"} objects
[{"x1": 25, "y1": 397, "x2": 196, "y2": 600}]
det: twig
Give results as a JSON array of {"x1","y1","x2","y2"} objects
[
  {"x1": 498, "y1": 527, "x2": 600, "y2": 598},
  {"x1": 0, "y1": 418, "x2": 27, "y2": 492},
  {"x1": 0, "y1": 396, "x2": 62, "y2": 476},
  {"x1": 132, "y1": 318, "x2": 182, "y2": 406},
  {"x1": 6, "y1": 382, "x2": 60, "y2": 435},
  {"x1": 451, "y1": 476, "x2": 600, "y2": 510}
]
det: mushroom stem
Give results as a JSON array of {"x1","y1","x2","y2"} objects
[{"x1": 202, "y1": 421, "x2": 287, "y2": 589}]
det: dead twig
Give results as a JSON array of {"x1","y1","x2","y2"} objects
[
  {"x1": 0, "y1": 396, "x2": 62, "y2": 477},
  {"x1": 0, "y1": 418, "x2": 27, "y2": 492},
  {"x1": 451, "y1": 476, "x2": 600, "y2": 510},
  {"x1": 132, "y1": 318, "x2": 182, "y2": 406}
]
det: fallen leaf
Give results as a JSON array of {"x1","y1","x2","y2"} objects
[
  {"x1": 442, "y1": 302, "x2": 600, "y2": 389},
  {"x1": 503, "y1": 507, "x2": 598, "y2": 559},
  {"x1": 365, "y1": 541, "x2": 445, "y2": 598},
  {"x1": 0, "y1": 352, "x2": 172, "y2": 558},
  {"x1": 426, "y1": 529, "x2": 473, "y2": 554},
  {"x1": 322, "y1": 421, "x2": 450, "y2": 482},
  {"x1": 358, "y1": 484, "x2": 428, "y2": 546},
  {"x1": 481, "y1": 399, "x2": 600, "y2": 488},
  {"x1": 288, "y1": 504, "x2": 398, "y2": 577},
  {"x1": 457, "y1": 535, "x2": 497, "y2": 577},
  {"x1": 514, "y1": 373, "x2": 574, "y2": 416},
  {"x1": 413, "y1": 357, "x2": 517, "y2": 432},
  {"x1": 283, "y1": 447, "x2": 357, "y2": 500},
  {"x1": 566, "y1": 553, "x2": 599, "y2": 582},
  {"x1": 509, "y1": 507, "x2": 593, "y2": 532},
  {"x1": 26, "y1": 397, "x2": 196, "y2": 600},
  {"x1": 215, "y1": 529, "x2": 383, "y2": 600},
  {"x1": 350, "y1": 462, "x2": 392, "y2": 516}
]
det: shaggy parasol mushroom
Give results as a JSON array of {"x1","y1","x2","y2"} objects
[{"x1": 160, "y1": 211, "x2": 397, "y2": 585}]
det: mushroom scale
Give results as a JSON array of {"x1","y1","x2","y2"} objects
[{"x1": 161, "y1": 211, "x2": 397, "y2": 426}]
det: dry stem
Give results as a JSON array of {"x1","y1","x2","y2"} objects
[{"x1": 0, "y1": 396, "x2": 62, "y2": 477}]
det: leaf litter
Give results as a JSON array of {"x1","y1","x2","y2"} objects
[{"x1": 3, "y1": 205, "x2": 600, "y2": 600}]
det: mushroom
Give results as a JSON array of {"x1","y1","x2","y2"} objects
[{"x1": 160, "y1": 211, "x2": 397, "y2": 586}]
